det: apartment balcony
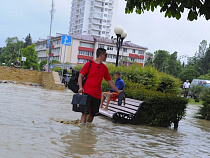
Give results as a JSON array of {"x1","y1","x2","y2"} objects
[
  {"x1": 109, "y1": 0, "x2": 114, "y2": 3},
  {"x1": 92, "y1": 20, "x2": 101, "y2": 25},
  {"x1": 106, "y1": 28, "x2": 111, "y2": 32},
  {"x1": 94, "y1": 3, "x2": 104, "y2": 8},
  {"x1": 91, "y1": 26, "x2": 101, "y2": 31},
  {"x1": 93, "y1": 12, "x2": 103, "y2": 19}
]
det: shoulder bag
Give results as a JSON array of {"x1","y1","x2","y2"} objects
[{"x1": 68, "y1": 60, "x2": 92, "y2": 93}]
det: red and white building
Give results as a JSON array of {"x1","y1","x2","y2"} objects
[{"x1": 34, "y1": 33, "x2": 148, "y2": 66}]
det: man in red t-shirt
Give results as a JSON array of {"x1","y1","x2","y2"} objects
[{"x1": 78, "y1": 48, "x2": 122, "y2": 125}]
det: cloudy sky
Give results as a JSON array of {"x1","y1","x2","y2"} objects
[{"x1": 1, "y1": 0, "x2": 210, "y2": 58}]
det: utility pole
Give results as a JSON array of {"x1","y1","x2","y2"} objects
[{"x1": 47, "y1": 0, "x2": 55, "y2": 72}]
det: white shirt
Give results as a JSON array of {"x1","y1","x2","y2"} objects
[{"x1": 183, "y1": 82, "x2": 190, "y2": 88}]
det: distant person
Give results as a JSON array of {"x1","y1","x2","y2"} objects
[
  {"x1": 70, "y1": 67, "x2": 77, "y2": 76},
  {"x1": 203, "y1": 81, "x2": 209, "y2": 88},
  {"x1": 183, "y1": 80, "x2": 190, "y2": 97},
  {"x1": 43, "y1": 64, "x2": 47, "y2": 71},
  {"x1": 30, "y1": 66, "x2": 33, "y2": 70},
  {"x1": 63, "y1": 68, "x2": 67, "y2": 76},
  {"x1": 100, "y1": 71, "x2": 125, "y2": 111},
  {"x1": 14, "y1": 59, "x2": 20, "y2": 68},
  {"x1": 198, "y1": 80, "x2": 203, "y2": 85}
]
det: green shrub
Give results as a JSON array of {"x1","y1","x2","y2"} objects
[
  {"x1": 51, "y1": 67, "x2": 62, "y2": 75},
  {"x1": 197, "y1": 88, "x2": 210, "y2": 120},
  {"x1": 157, "y1": 73, "x2": 182, "y2": 94}
]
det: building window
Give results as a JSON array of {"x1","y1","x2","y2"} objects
[
  {"x1": 136, "y1": 58, "x2": 144, "y2": 63},
  {"x1": 105, "y1": 8, "x2": 108, "y2": 11},
  {"x1": 105, "y1": 2, "x2": 108, "y2": 5},
  {"x1": 102, "y1": 31, "x2": 105, "y2": 34},
  {"x1": 107, "y1": 46, "x2": 113, "y2": 50},
  {"x1": 79, "y1": 50, "x2": 93, "y2": 56},
  {"x1": 130, "y1": 58, "x2": 135, "y2": 62},
  {"x1": 104, "y1": 14, "x2": 107, "y2": 17},
  {"x1": 138, "y1": 50, "x2": 144, "y2": 55},
  {"x1": 103, "y1": 20, "x2": 106, "y2": 23},
  {"x1": 80, "y1": 42, "x2": 94, "y2": 48},
  {"x1": 123, "y1": 48, "x2": 127, "y2": 52},
  {"x1": 132, "y1": 49, "x2": 135, "y2": 53},
  {"x1": 98, "y1": 44, "x2": 104, "y2": 48},
  {"x1": 78, "y1": 59, "x2": 89, "y2": 64},
  {"x1": 107, "y1": 54, "x2": 112, "y2": 58}
]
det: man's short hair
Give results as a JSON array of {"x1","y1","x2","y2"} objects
[
  {"x1": 115, "y1": 71, "x2": 121, "y2": 76},
  {"x1": 96, "y1": 48, "x2": 106, "y2": 58}
]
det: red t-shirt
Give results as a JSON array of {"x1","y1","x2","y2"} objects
[{"x1": 80, "y1": 60, "x2": 111, "y2": 99}]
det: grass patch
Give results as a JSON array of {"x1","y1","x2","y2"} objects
[{"x1": 188, "y1": 98, "x2": 203, "y2": 105}]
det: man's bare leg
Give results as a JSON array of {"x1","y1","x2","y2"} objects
[
  {"x1": 103, "y1": 93, "x2": 113, "y2": 111},
  {"x1": 87, "y1": 114, "x2": 94, "y2": 123},
  {"x1": 99, "y1": 92, "x2": 106, "y2": 108},
  {"x1": 80, "y1": 113, "x2": 88, "y2": 124}
]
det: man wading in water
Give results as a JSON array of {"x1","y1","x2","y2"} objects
[{"x1": 78, "y1": 48, "x2": 122, "y2": 125}]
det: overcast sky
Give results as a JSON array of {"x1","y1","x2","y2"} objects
[{"x1": 1, "y1": 0, "x2": 210, "y2": 58}]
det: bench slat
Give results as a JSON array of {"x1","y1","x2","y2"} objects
[
  {"x1": 108, "y1": 104, "x2": 137, "y2": 114},
  {"x1": 104, "y1": 100, "x2": 139, "y2": 110}
]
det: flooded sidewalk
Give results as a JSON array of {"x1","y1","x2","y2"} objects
[{"x1": 0, "y1": 83, "x2": 210, "y2": 158}]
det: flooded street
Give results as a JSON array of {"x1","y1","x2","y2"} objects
[{"x1": 0, "y1": 83, "x2": 210, "y2": 158}]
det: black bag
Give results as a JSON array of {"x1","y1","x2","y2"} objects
[
  {"x1": 71, "y1": 94, "x2": 89, "y2": 113},
  {"x1": 68, "y1": 60, "x2": 92, "y2": 93},
  {"x1": 68, "y1": 75, "x2": 79, "y2": 93}
]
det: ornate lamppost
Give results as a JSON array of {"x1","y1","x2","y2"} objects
[{"x1": 114, "y1": 26, "x2": 127, "y2": 66}]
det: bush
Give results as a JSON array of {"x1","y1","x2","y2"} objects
[
  {"x1": 197, "y1": 88, "x2": 210, "y2": 120},
  {"x1": 51, "y1": 67, "x2": 62, "y2": 75},
  {"x1": 157, "y1": 73, "x2": 182, "y2": 94}
]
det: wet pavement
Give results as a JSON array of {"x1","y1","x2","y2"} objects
[{"x1": 0, "y1": 83, "x2": 210, "y2": 158}]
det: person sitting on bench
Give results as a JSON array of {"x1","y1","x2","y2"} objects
[{"x1": 100, "y1": 71, "x2": 125, "y2": 111}]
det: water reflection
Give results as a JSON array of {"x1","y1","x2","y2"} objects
[{"x1": 1, "y1": 83, "x2": 210, "y2": 158}]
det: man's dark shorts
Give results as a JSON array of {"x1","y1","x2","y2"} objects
[{"x1": 85, "y1": 93, "x2": 100, "y2": 116}]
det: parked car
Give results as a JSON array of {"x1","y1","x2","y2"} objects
[{"x1": 188, "y1": 79, "x2": 210, "y2": 98}]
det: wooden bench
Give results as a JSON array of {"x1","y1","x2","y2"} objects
[{"x1": 99, "y1": 98, "x2": 145, "y2": 125}]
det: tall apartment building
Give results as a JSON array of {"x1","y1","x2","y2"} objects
[{"x1": 69, "y1": 0, "x2": 118, "y2": 39}]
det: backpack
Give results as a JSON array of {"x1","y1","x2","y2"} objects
[{"x1": 68, "y1": 60, "x2": 92, "y2": 93}]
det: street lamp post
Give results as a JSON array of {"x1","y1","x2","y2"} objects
[
  {"x1": 199, "y1": 67, "x2": 204, "y2": 79},
  {"x1": 114, "y1": 26, "x2": 127, "y2": 67}
]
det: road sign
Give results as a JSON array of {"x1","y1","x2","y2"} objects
[
  {"x1": 61, "y1": 35, "x2": 72, "y2": 46},
  {"x1": 46, "y1": 39, "x2": 50, "y2": 48},
  {"x1": 22, "y1": 57, "x2": 26, "y2": 61}
]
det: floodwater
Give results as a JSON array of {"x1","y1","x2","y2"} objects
[{"x1": 0, "y1": 83, "x2": 210, "y2": 158}]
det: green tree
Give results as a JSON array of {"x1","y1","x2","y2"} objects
[
  {"x1": 125, "y1": 0, "x2": 210, "y2": 21},
  {"x1": 146, "y1": 52, "x2": 153, "y2": 57},
  {"x1": 153, "y1": 50, "x2": 170, "y2": 71},
  {"x1": 24, "y1": 33, "x2": 32, "y2": 48},
  {"x1": 178, "y1": 66, "x2": 200, "y2": 82},
  {"x1": 0, "y1": 37, "x2": 24, "y2": 66},
  {"x1": 167, "y1": 52, "x2": 183, "y2": 77},
  {"x1": 39, "y1": 59, "x2": 47, "y2": 70},
  {"x1": 20, "y1": 44, "x2": 39, "y2": 70},
  {"x1": 144, "y1": 56, "x2": 153, "y2": 67}
]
